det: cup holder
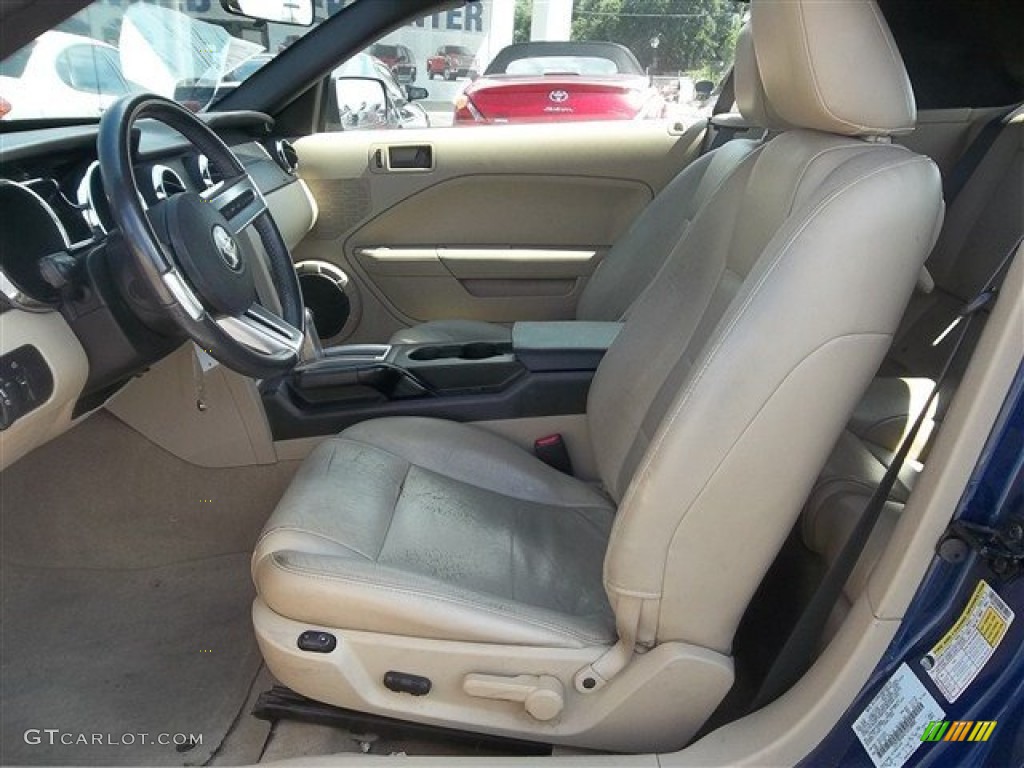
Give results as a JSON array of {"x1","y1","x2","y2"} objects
[{"x1": 408, "y1": 342, "x2": 508, "y2": 362}]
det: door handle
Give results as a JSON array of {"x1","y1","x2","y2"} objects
[{"x1": 387, "y1": 144, "x2": 433, "y2": 171}]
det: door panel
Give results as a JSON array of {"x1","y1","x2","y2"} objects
[
  {"x1": 355, "y1": 246, "x2": 600, "y2": 322},
  {"x1": 292, "y1": 119, "x2": 706, "y2": 343}
]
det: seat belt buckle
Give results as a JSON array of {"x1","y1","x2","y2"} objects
[{"x1": 534, "y1": 434, "x2": 574, "y2": 475}]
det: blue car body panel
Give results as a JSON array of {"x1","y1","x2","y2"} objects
[{"x1": 798, "y1": 362, "x2": 1024, "y2": 768}]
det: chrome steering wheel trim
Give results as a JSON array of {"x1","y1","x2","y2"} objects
[{"x1": 97, "y1": 94, "x2": 304, "y2": 378}]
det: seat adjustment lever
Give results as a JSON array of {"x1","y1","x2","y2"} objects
[{"x1": 462, "y1": 673, "x2": 564, "y2": 721}]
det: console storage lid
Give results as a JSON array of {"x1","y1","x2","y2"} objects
[{"x1": 512, "y1": 322, "x2": 623, "y2": 372}]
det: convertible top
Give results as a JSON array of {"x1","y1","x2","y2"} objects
[{"x1": 483, "y1": 41, "x2": 645, "y2": 77}]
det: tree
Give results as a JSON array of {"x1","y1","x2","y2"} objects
[
  {"x1": 514, "y1": 0, "x2": 533, "y2": 44},
  {"x1": 570, "y1": 0, "x2": 743, "y2": 78}
]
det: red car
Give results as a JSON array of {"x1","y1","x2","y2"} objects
[
  {"x1": 454, "y1": 41, "x2": 665, "y2": 125},
  {"x1": 426, "y1": 45, "x2": 477, "y2": 81}
]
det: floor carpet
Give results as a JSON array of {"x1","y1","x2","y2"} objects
[
  {"x1": 1, "y1": 412, "x2": 300, "y2": 765},
  {"x1": 1, "y1": 555, "x2": 262, "y2": 766}
]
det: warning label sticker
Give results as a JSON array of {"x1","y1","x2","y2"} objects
[
  {"x1": 921, "y1": 579, "x2": 1014, "y2": 703},
  {"x1": 853, "y1": 663, "x2": 945, "y2": 768}
]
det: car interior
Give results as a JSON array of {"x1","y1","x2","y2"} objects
[{"x1": 1, "y1": 0, "x2": 1022, "y2": 765}]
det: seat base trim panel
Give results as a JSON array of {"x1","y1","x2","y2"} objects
[{"x1": 253, "y1": 598, "x2": 733, "y2": 753}]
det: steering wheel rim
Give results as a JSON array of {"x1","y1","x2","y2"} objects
[{"x1": 97, "y1": 93, "x2": 304, "y2": 379}]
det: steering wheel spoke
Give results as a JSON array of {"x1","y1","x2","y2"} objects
[
  {"x1": 201, "y1": 174, "x2": 268, "y2": 235},
  {"x1": 100, "y1": 94, "x2": 304, "y2": 378},
  {"x1": 216, "y1": 303, "x2": 304, "y2": 359}
]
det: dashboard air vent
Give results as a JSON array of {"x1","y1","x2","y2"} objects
[
  {"x1": 151, "y1": 165, "x2": 187, "y2": 201},
  {"x1": 274, "y1": 140, "x2": 299, "y2": 175}
]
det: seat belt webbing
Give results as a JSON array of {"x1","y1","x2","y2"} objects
[
  {"x1": 943, "y1": 103, "x2": 1019, "y2": 206},
  {"x1": 749, "y1": 234, "x2": 1023, "y2": 713}
]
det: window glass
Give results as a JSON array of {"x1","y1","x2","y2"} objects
[
  {"x1": 0, "y1": 42, "x2": 35, "y2": 78},
  {"x1": 0, "y1": 0, "x2": 358, "y2": 121},
  {"x1": 336, "y1": 0, "x2": 744, "y2": 130},
  {"x1": 57, "y1": 44, "x2": 128, "y2": 96},
  {"x1": 504, "y1": 57, "x2": 620, "y2": 76}
]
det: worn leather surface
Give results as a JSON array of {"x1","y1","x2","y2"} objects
[
  {"x1": 254, "y1": 417, "x2": 616, "y2": 647},
  {"x1": 259, "y1": 0, "x2": 941, "y2": 664}
]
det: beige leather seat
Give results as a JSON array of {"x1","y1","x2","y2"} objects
[
  {"x1": 388, "y1": 24, "x2": 780, "y2": 346},
  {"x1": 254, "y1": 0, "x2": 942, "y2": 752},
  {"x1": 799, "y1": 106, "x2": 1024, "y2": 630}
]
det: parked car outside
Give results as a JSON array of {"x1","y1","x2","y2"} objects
[
  {"x1": 369, "y1": 43, "x2": 417, "y2": 84},
  {"x1": 0, "y1": 30, "x2": 138, "y2": 119},
  {"x1": 453, "y1": 41, "x2": 665, "y2": 125},
  {"x1": 333, "y1": 52, "x2": 430, "y2": 130},
  {"x1": 426, "y1": 44, "x2": 477, "y2": 80}
]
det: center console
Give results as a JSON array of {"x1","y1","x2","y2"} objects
[{"x1": 261, "y1": 322, "x2": 621, "y2": 440}]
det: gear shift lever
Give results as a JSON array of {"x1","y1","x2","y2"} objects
[{"x1": 299, "y1": 308, "x2": 324, "y2": 364}]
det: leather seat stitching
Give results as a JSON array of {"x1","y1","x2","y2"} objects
[
  {"x1": 258, "y1": 526, "x2": 377, "y2": 561},
  {"x1": 795, "y1": 1, "x2": 872, "y2": 134},
  {"x1": 868, "y1": 0, "x2": 915, "y2": 120},
  {"x1": 658, "y1": 332, "x2": 891, "y2": 603},
  {"x1": 622, "y1": 155, "x2": 930, "y2": 511}
]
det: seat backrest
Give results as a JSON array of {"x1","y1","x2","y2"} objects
[
  {"x1": 589, "y1": 0, "x2": 943, "y2": 654},
  {"x1": 575, "y1": 25, "x2": 774, "y2": 324}
]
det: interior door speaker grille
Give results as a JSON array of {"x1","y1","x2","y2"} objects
[
  {"x1": 295, "y1": 261, "x2": 353, "y2": 340},
  {"x1": 305, "y1": 178, "x2": 371, "y2": 240}
]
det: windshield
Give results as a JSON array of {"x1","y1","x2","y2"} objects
[
  {"x1": 504, "y1": 56, "x2": 625, "y2": 77},
  {"x1": 0, "y1": 0, "x2": 354, "y2": 121}
]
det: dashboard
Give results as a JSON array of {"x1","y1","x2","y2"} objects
[{"x1": 0, "y1": 110, "x2": 316, "y2": 469}]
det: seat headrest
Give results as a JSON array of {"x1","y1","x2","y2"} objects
[
  {"x1": 734, "y1": 23, "x2": 788, "y2": 131},
  {"x1": 751, "y1": 0, "x2": 916, "y2": 136}
]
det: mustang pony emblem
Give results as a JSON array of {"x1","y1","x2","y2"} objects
[{"x1": 212, "y1": 224, "x2": 241, "y2": 271}]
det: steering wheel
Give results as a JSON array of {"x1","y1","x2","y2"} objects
[{"x1": 98, "y1": 93, "x2": 305, "y2": 379}]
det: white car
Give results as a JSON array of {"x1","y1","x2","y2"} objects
[{"x1": 0, "y1": 30, "x2": 135, "y2": 120}]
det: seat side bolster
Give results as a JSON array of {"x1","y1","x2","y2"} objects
[
  {"x1": 255, "y1": 550, "x2": 615, "y2": 648},
  {"x1": 600, "y1": 149, "x2": 941, "y2": 652}
]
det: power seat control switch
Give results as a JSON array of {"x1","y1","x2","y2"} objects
[
  {"x1": 383, "y1": 670, "x2": 432, "y2": 696},
  {"x1": 296, "y1": 630, "x2": 337, "y2": 653},
  {"x1": 0, "y1": 345, "x2": 54, "y2": 431}
]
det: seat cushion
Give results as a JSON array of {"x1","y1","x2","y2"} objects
[
  {"x1": 253, "y1": 417, "x2": 617, "y2": 648},
  {"x1": 389, "y1": 320, "x2": 512, "y2": 346}
]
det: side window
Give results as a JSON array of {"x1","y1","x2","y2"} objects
[
  {"x1": 329, "y1": 0, "x2": 743, "y2": 131},
  {"x1": 0, "y1": 41, "x2": 35, "y2": 78},
  {"x1": 57, "y1": 44, "x2": 128, "y2": 96}
]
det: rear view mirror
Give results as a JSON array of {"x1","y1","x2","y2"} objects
[
  {"x1": 221, "y1": 0, "x2": 314, "y2": 26},
  {"x1": 405, "y1": 85, "x2": 429, "y2": 102}
]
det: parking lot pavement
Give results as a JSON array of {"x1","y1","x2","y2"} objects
[{"x1": 410, "y1": 75, "x2": 466, "y2": 127}]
